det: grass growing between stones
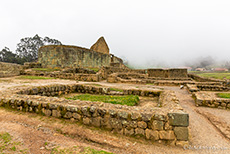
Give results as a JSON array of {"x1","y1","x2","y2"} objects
[
  {"x1": 196, "y1": 73, "x2": 230, "y2": 80},
  {"x1": 17, "y1": 75, "x2": 55, "y2": 80},
  {"x1": 66, "y1": 94, "x2": 139, "y2": 106},
  {"x1": 0, "y1": 132, "x2": 28, "y2": 153},
  {"x1": 217, "y1": 93, "x2": 230, "y2": 99},
  {"x1": 109, "y1": 88, "x2": 124, "y2": 92}
]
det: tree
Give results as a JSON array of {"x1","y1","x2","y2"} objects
[
  {"x1": 16, "y1": 34, "x2": 62, "y2": 62},
  {"x1": 0, "y1": 47, "x2": 18, "y2": 63}
]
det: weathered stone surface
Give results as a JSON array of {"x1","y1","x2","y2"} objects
[
  {"x1": 43, "y1": 109, "x2": 51, "y2": 116},
  {"x1": 52, "y1": 110, "x2": 61, "y2": 118},
  {"x1": 168, "y1": 113, "x2": 189, "y2": 127},
  {"x1": 141, "y1": 113, "x2": 153, "y2": 122},
  {"x1": 64, "y1": 112, "x2": 72, "y2": 119},
  {"x1": 137, "y1": 121, "x2": 147, "y2": 129},
  {"x1": 151, "y1": 120, "x2": 164, "y2": 130},
  {"x1": 145, "y1": 129, "x2": 159, "y2": 140},
  {"x1": 83, "y1": 117, "x2": 91, "y2": 125},
  {"x1": 91, "y1": 117, "x2": 101, "y2": 127},
  {"x1": 72, "y1": 113, "x2": 82, "y2": 121},
  {"x1": 38, "y1": 45, "x2": 122, "y2": 68},
  {"x1": 174, "y1": 127, "x2": 189, "y2": 141},
  {"x1": 176, "y1": 141, "x2": 189, "y2": 147},
  {"x1": 118, "y1": 111, "x2": 129, "y2": 119},
  {"x1": 131, "y1": 112, "x2": 141, "y2": 120},
  {"x1": 110, "y1": 118, "x2": 122, "y2": 129},
  {"x1": 159, "y1": 130, "x2": 175, "y2": 140},
  {"x1": 90, "y1": 37, "x2": 109, "y2": 55},
  {"x1": 124, "y1": 128, "x2": 134, "y2": 136},
  {"x1": 135, "y1": 128, "x2": 145, "y2": 136}
]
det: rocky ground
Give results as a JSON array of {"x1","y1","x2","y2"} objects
[{"x1": 0, "y1": 77, "x2": 230, "y2": 154}]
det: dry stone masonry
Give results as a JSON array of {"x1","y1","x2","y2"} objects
[{"x1": 0, "y1": 83, "x2": 189, "y2": 145}]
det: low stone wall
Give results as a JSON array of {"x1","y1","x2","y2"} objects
[
  {"x1": 100, "y1": 67, "x2": 146, "y2": 79},
  {"x1": 16, "y1": 84, "x2": 162, "y2": 98},
  {"x1": 193, "y1": 92, "x2": 230, "y2": 110},
  {"x1": 188, "y1": 74, "x2": 223, "y2": 83},
  {"x1": 147, "y1": 69, "x2": 188, "y2": 79},
  {"x1": 23, "y1": 71, "x2": 101, "y2": 82},
  {"x1": 197, "y1": 85, "x2": 229, "y2": 91},
  {"x1": 0, "y1": 84, "x2": 189, "y2": 145},
  {"x1": 0, "y1": 62, "x2": 23, "y2": 78},
  {"x1": 23, "y1": 62, "x2": 42, "y2": 69}
]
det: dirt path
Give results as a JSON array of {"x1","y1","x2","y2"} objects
[
  {"x1": 1, "y1": 77, "x2": 230, "y2": 153},
  {"x1": 167, "y1": 87, "x2": 230, "y2": 154}
]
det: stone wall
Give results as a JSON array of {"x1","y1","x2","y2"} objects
[
  {"x1": 100, "y1": 66, "x2": 146, "y2": 79},
  {"x1": 0, "y1": 84, "x2": 189, "y2": 145},
  {"x1": 38, "y1": 45, "x2": 122, "y2": 68},
  {"x1": 193, "y1": 92, "x2": 230, "y2": 110},
  {"x1": 147, "y1": 69, "x2": 188, "y2": 79},
  {"x1": 0, "y1": 62, "x2": 23, "y2": 78},
  {"x1": 23, "y1": 71, "x2": 101, "y2": 82}
]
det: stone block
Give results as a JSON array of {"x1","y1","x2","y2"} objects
[
  {"x1": 118, "y1": 111, "x2": 129, "y2": 119},
  {"x1": 91, "y1": 117, "x2": 101, "y2": 127},
  {"x1": 145, "y1": 129, "x2": 159, "y2": 140},
  {"x1": 141, "y1": 113, "x2": 153, "y2": 122},
  {"x1": 52, "y1": 110, "x2": 61, "y2": 118},
  {"x1": 72, "y1": 113, "x2": 82, "y2": 121},
  {"x1": 151, "y1": 120, "x2": 164, "y2": 130},
  {"x1": 124, "y1": 128, "x2": 134, "y2": 136},
  {"x1": 64, "y1": 112, "x2": 73, "y2": 119},
  {"x1": 168, "y1": 113, "x2": 189, "y2": 127},
  {"x1": 135, "y1": 128, "x2": 145, "y2": 136},
  {"x1": 131, "y1": 112, "x2": 141, "y2": 120},
  {"x1": 110, "y1": 118, "x2": 122, "y2": 129},
  {"x1": 159, "y1": 130, "x2": 175, "y2": 140},
  {"x1": 174, "y1": 127, "x2": 189, "y2": 141},
  {"x1": 137, "y1": 121, "x2": 147, "y2": 129},
  {"x1": 83, "y1": 117, "x2": 91, "y2": 125}
]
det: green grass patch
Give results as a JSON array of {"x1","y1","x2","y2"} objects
[
  {"x1": 109, "y1": 88, "x2": 124, "y2": 92},
  {"x1": 17, "y1": 75, "x2": 55, "y2": 80},
  {"x1": 87, "y1": 68, "x2": 100, "y2": 72},
  {"x1": 217, "y1": 93, "x2": 230, "y2": 99},
  {"x1": 196, "y1": 73, "x2": 230, "y2": 80},
  {"x1": 32, "y1": 68, "x2": 61, "y2": 72},
  {"x1": 66, "y1": 94, "x2": 139, "y2": 106},
  {"x1": 0, "y1": 132, "x2": 28, "y2": 153}
]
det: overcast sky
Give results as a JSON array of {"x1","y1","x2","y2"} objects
[{"x1": 1, "y1": 0, "x2": 230, "y2": 67}]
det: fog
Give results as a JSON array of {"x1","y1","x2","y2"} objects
[{"x1": 1, "y1": 0, "x2": 230, "y2": 68}]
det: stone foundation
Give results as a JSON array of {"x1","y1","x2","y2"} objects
[{"x1": 0, "y1": 83, "x2": 189, "y2": 145}]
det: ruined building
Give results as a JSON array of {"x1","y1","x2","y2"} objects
[{"x1": 38, "y1": 37, "x2": 123, "y2": 68}]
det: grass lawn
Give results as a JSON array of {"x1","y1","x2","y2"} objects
[
  {"x1": 17, "y1": 76, "x2": 55, "y2": 80},
  {"x1": 193, "y1": 72, "x2": 230, "y2": 80},
  {"x1": 66, "y1": 94, "x2": 139, "y2": 106},
  {"x1": 217, "y1": 93, "x2": 230, "y2": 99}
]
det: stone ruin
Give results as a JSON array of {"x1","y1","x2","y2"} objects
[
  {"x1": 7, "y1": 36, "x2": 230, "y2": 146},
  {"x1": 38, "y1": 37, "x2": 123, "y2": 68}
]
